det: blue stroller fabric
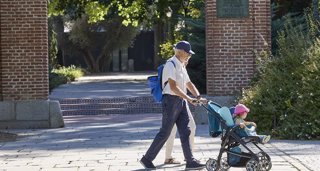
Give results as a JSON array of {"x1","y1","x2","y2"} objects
[
  {"x1": 218, "y1": 107, "x2": 234, "y2": 127},
  {"x1": 207, "y1": 103, "x2": 222, "y2": 137},
  {"x1": 208, "y1": 104, "x2": 243, "y2": 166},
  {"x1": 228, "y1": 146, "x2": 241, "y2": 166}
]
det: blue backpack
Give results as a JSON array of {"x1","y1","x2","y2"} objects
[{"x1": 147, "y1": 61, "x2": 175, "y2": 102}]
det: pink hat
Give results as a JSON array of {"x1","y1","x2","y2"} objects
[{"x1": 234, "y1": 104, "x2": 250, "y2": 115}]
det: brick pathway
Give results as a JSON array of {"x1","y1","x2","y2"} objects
[{"x1": 0, "y1": 114, "x2": 317, "y2": 171}]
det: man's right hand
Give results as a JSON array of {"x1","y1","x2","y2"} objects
[{"x1": 187, "y1": 97, "x2": 198, "y2": 106}]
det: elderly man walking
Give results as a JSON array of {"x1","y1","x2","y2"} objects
[{"x1": 140, "y1": 41, "x2": 207, "y2": 170}]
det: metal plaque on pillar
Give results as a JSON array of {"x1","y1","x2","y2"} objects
[{"x1": 217, "y1": 0, "x2": 249, "y2": 18}]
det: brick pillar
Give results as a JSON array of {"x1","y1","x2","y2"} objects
[
  {"x1": 206, "y1": 0, "x2": 271, "y2": 96},
  {"x1": 0, "y1": 0, "x2": 64, "y2": 129},
  {"x1": 0, "y1": 0, "x2": 48, "y2": 100},
  {"x1": 0, "y1": 36, "x2": 2, "y2": 100}
]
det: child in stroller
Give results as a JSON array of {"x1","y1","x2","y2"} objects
[
  {"x1": 202, "y1": 101, "x2": 272, "y2": 171},
  {"x1": 233, "y1": 104, "x2": 271, "y2": 144}
]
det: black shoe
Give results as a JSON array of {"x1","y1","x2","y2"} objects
[
  {"x1": 186, "y1": 159, "x2": 206, "y2": 170},
  {"x1": 140, "y1": 156, "x2": 156, "y2": 170}
]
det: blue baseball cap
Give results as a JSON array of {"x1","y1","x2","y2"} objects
[{"x1": 174, "y1": 41, "x2": 195, "y2": 54}]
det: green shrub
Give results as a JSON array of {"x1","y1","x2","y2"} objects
[
  {"x1": 52, "y1": 65, "x2": 85, "y2": 81},
  {"x1": 49, "y1": 65, "x2": 85, "y2": 91},
  {"x1": 293, "y1": 39, "x2": 320, "y2": 139},
  {"x1": 49, "y1": 72, "x2": 68, "y2": 92},
  {"x1": 239, "y1": 16, "x2": 320, "y2": 140}
]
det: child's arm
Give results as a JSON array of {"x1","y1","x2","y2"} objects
[
  {"x1": 244, "y1": 121, "x2": 257, "y2": 128},
  {"x1": 235, "y1": 119, "x2": 246, "y2": 128}
]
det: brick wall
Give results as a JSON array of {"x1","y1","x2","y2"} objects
[
  {"x1": 206, "y1": 0, "x2": 271, "y2": 96},
  {"x1": 0, "y1": 0, "x2": 48, "y2": 100},
  {"x1": 0, "y1": 34, "x2": 2, "y2": 100}
]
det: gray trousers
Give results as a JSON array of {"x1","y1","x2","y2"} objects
[{"x1": 144, "y1": 94, "x2": 194, "y2": 162}]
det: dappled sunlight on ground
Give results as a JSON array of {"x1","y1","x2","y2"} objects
[{"x1": 0, "y1": 114, "x2": 318, "y2": 170}]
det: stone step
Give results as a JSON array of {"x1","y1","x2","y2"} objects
[
  {"x1": 55, "y1": 96, "x2": 156, "y2": 104},
  {"x1": 62, "y1": 108, "x2": 163, "y2": 115},
  {"x1": 53, "y1": 96, "x2": 195, "y2": 115},
  {"x1": 53, "y1": 96, "x2": 162, "y2": 115},
  {"x1": 60, "y1": 103, "x2": 161, "y2": 110}
]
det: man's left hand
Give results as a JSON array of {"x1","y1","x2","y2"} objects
[{"x1": 199, "y1": 97, "x2": 208, "y2": 104}]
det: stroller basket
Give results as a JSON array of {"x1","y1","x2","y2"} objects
[{"x1": 228, "y1": 146, "x2": 251, "y2": 166}]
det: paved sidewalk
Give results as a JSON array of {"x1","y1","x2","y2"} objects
[
  {"x1": 43, "y1": 73, "x2": 320, "y2": 171},
  {"x1": 0, "y1": 114, "x2": 318, "y2": 171},
  {"x1": 49, "y1": 73, "x2": 153, "y2": 99}
]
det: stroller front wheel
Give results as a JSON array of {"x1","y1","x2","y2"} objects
[
  {"x1": 221, "y1": 157, "x2": 230, "y2": 170},
  {"x1": 246, "y1": 159, "x2": 260, "y2": 171},
  {"x1": 258, "y1": 152, "x2": 272, "y2": 171}
]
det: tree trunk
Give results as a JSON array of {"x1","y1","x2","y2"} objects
[
  {"x1": 52, "y1": 16, "x2": 64, "y2": 66},
  {"x1": 153, "y1": 21, "x2": 165, "y2": 69},
  {"x1": 82, "y1": 50, "x2": 94, "y2": 72},
  {"x1": 100, "y1": 54, "x2": 113, "y2": 72},
  {"x1": 82, "y1": 49, "x2": 100, "y2": 72},
  {"x1": 96, "y1": 22, "x2": 122, "y2": 72},
  {"x1": 92, "y1": 61, "x2": 100, "y2": 73},
  {"x1": 76, "y1": 17, "x2": 130, "y2": 73}
]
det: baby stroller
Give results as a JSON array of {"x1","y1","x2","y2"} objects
[{"x1": 201, "y1": 101, "x2": 272, "y2": 171}]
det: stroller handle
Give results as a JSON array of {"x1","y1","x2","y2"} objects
[{"x1": 191, "y1": 99, "x2": 211, "y2": 106}]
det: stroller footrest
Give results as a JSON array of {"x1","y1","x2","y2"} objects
[{"x1": 241, "y1": 136, "x2": 260, "y2": 143}]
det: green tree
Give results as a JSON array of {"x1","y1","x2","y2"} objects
[
  {"x1": 48, "y1": 18, "x2": 59, "y2": 68},
  {"x1": 271, "y1": 0, "x2": 312, "y2": 54},
  {"x1": 48, "y1": 0, "x2": 152, "y2": 26},
  {"x1": 48, "y1": 0, "x2": 149, "y2": 72},
  {"x1": 48, "y1": 0, "x2": 205, "y2": 68},
  {"x1": 158, "y1": 0, "x2": 206, "y2": 93},
  {"x1": 68, "y1": 15, "x2": 137, "y2": 72},
  {"x1": 271, "y1": 0, "x2": 311, "y2": 20}
]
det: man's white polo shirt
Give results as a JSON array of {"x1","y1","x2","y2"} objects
[{"x1": 162, "y1": 56, "x2": 190, "y2": 96}]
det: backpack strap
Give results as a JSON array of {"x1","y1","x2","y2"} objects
[{"x1": 162, "y1": 60, "x2": 176, "y2": 89}]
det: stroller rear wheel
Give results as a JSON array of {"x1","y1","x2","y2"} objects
[
  {"x1": 258, "y1": 152, "x2": 272, "y2": 171},
  {"x1": 206, "y1": 158, "x2": 218, "y2": 171},
  {"x1": 206, "y1": 158, "x2": 230, "y2": 171},
  {"x1": 246, "y1": 159, "x2": 260, "y2": 171}
]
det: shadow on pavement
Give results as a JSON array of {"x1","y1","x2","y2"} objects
[{"x1": 1, "y1": 114, "x2": 163, "y2": 152}]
